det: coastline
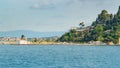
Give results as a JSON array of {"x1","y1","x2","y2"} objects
[{"x1": 0, "y1": 41, "x2": 119, "y2": 46}]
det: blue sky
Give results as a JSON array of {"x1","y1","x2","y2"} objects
[{"x1": 0, "y1": 0, "x2": 120, "y2": 32}]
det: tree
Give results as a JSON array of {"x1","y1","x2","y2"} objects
[
  {"x1": 92, "y1": 21, "x2": 97, "y2": 26},
  {"x1": 117, "y1": 6, "x2": 120, "y2": 15},
  {"x1": 21, "y1": 35, "x2": 26, "y2": 40},
  {"x1": 34, "y1": 38, "x2": 38, "y2": 42},
  {"x1": 94, "y1": 25, "x2": 104, "y2": 41},
  {"x1": 70, "y1": 29, "x2": 76, "y2": 33},
  {"x1": 79, "y1": 22, "x2": 85, "y2": 28},
  {"x1": 96, "y1": 10, "x2": 111, "y2": 24}
]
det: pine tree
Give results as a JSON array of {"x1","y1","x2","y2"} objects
[{"x1": 117, "y1": 6, "x2": 120, "y2": 16}]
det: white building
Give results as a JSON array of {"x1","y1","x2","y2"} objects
[{"x1": 17, "y1": 40, "x2": 30, "y2": 45}]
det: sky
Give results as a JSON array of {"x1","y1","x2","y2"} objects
[{"x1": 0, "y1": 0, "x2": 120, "y2": 32}]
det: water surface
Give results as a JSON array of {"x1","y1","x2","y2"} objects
[{"x1": 0, "y1": 45, "x2": 120, "y2": 68}]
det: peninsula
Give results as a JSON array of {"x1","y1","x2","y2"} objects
[{"x1": 58, "y1": 6, "x2": 120, "y2": 45}]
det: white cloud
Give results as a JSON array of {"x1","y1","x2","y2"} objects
[
  {"x1": 30, "y1": 0, "x2": 84, "y2": 9},
  {"x1": 31, "y1": 3, "x2": 40, "y2": 9},
  {"x1": 30, "y1": 0, "x2": 63, "y2": 9}
]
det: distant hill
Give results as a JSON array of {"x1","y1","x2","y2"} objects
[{"x1": 0, "y1": 30, "x2": 65, "y2": 38}]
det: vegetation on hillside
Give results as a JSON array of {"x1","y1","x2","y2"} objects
[{"x1": 58, "y1": 6, "x2": 120, "y2": 44}]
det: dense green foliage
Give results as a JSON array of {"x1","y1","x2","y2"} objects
[{"x1": 58, "y1": 6, "x2": 120, "y2": 44}]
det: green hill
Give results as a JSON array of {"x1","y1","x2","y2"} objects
[{"x1": 58, "y1": 6, "x2": 120, "y2": 44}]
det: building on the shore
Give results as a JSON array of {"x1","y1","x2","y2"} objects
[
  {"x1": 0, "y1": 37, "x2": 19, "y2": 44},
  {"x1": 0, "y1": 37, "x2": 18, "y2": 41},
  {"x1": 17, "y1": 40, "x2": 30, "y2": 45},
  {"x1": 118, "y1": 38, "x2": 120, "y2": 45},
  {"x1": 88, "y1": 41, "x2": 106, "y2": 45}
]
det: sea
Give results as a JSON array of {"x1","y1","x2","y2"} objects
[{"x1": 0, "y1": 45, "x2": 120, "y2": 68}]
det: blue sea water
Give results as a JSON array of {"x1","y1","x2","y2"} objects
[{"x1": 0, "y1": 45, "x2": 120, "y2": 68}]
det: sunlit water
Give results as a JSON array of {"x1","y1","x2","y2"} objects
[{"x1": 0, "y1": 45, "x2": 120, "y2": 68}]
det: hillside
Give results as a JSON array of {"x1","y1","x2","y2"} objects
[{"x1": 58, "y1": 6, "x2": 120, "y2": 44}]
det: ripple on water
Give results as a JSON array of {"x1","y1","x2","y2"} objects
[{"x1": 0, "y1": 45, "x2": 120, "y2": 68}]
